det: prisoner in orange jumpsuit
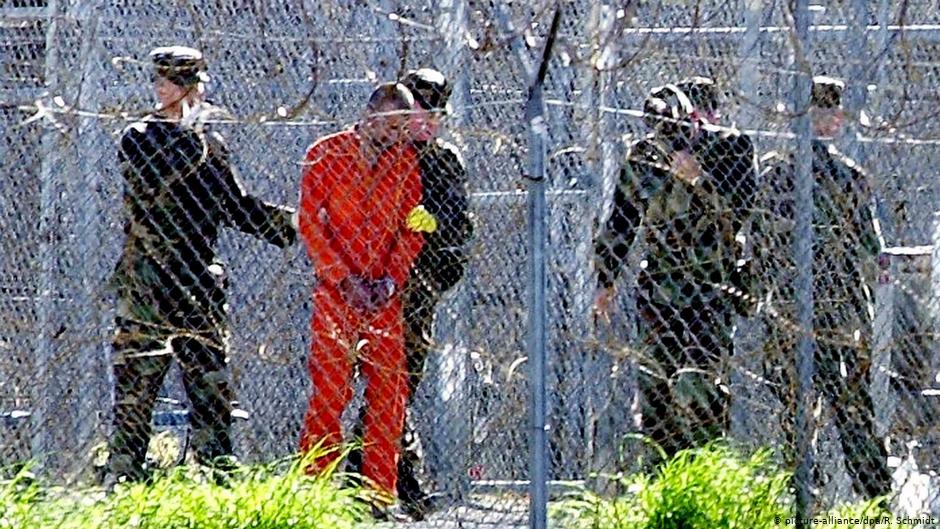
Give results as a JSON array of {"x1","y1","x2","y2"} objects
[{"x1": 297, "y1": 83, "x2": 431, "y2": 498}]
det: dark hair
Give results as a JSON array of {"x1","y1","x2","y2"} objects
[
  {"x1": 366, "y1": 82, "x2": 415, "y2": 113},
  {"x1": 811, "y1": 76, "x2": 844, "y2": 109}
]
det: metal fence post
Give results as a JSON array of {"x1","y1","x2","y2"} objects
[
  {"x1": 33, "y1": 0, "x2": 62, "y2": 476},
  {"x1": 74, "y1": 0, "x2": 108, "y2": 474},
  {"x1": 791, "y1": 0, "x2": 817, "y2": 524},
  {"x1": 525, "y1": 51, "x2": 549, "y2": 529},
  {"x1": 931, "y1": 214, "x2": 940, "y2": 431},
  {"x1": 525, "y1": 7, "x2": 561, "y2": 529},
  {"x1": 737, "y1": 0, "x2": 762, "y2": 128}
]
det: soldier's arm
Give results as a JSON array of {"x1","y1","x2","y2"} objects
[
  {"x1": 419, "y1": 143, "x2": 473, "y2": 292},
  {"x1": 212, "y1": 132, "x2": 296, "y2": 248},
  {"x1": 119, "y1": 125, "x2": 159, "y2": 193},
  {"x1": 433, "y1": 142, "x2": 474, "y2": 248},
  {"x1": 752, "y1": 153, "x2": 788, "y2": 244},
  {"x1": 595, "y1": 160, "x2": 644, "y2": 289},
  {"x1": 750, "y1": 152, "x2": 799, "y2": 306},
  {"x1": 721, "y1": 136, "x2": 759, "y2": 314},
  {"x1": 849, "y1": 166, "x2": 883, "y2": 258},
  {"x1": 713, "y1": 133, "x2": 758, "y2": 234}
]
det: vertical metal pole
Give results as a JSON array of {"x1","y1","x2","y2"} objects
[
  {"x1": 74, "y1": 0, "x2": 106, "y2": 473},
  {"x1": 930, "y1": 214, "x2": 940, "y2": 407},
  {"x1": 737, "y1": 0, "x2": 762, "y2": 128},
  {"x1": 791, "y1": 0, "x2": 816, "y2": 525},
  {"x1": 33, "y1": 0, "x2": 61, "y2": 476},
  {"x1": 525, "y1": 7, "x2": 561, "y2": 529},
  {"x1": 525, "y1": 53, "x2": 549, "y2": 529}
]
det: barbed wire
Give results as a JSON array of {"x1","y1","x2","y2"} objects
[
  {"x1": 14, "y1": 94, "x2": 940, "y2": 148},
  {"x1": 4, "y1": 2, "x2": 940, "y2": 526}
]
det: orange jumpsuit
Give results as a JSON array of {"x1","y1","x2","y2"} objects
[{"x1": 297, "y1": 129, "x2": 424, "y2": 496}]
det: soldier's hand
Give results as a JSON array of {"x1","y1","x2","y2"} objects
[
  {"x1": 670, "y1": 150, "x2": 703, "y2": 186},
  {"x1": 406, "y1": 205, "x2": 438, "y2": 233},
  {"x1": 593, "y1": 287, "x2": 614, "y2": 325}
]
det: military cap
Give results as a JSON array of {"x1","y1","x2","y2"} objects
[
  {"x1": 401, "y1": 68, "x2": 452, "y2": 114},
  {"x1": 644, "y1": 83, "x2": 695, "y2": 123},
  {"x1": 675, "y1": 76, "x2": 721, "y2": 114},
  {"x1": 150, "y1": 46, "x2": 208, "y2": 87},
  {"x1": 811, "y1": 75, "x2": 844, "y2": 109}
]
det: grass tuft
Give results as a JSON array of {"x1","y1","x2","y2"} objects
[
  {"x1": 551, "y1": 442, "x2": 898, "y2": 529},
  {"x1": 0, "y1": 450, "x2": 369, "y2": 529}
]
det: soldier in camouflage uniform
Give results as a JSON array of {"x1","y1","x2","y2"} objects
[
  {"x1": 594, "y1": 80, "x2": 757, "y2": 458},
  {"x1": 105, "y1": 46, "x2": 296, "y2": 483},
  {"x1": 756, "y1": 76, "x2": 891, "y2": 499}
]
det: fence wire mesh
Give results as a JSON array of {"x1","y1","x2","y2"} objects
[{"x1": 3, "y1": 0, "x2": 940, "y2": 527}]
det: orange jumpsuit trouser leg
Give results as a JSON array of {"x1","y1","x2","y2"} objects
[
  {"x1": 300, "y1": 286, "x2": 356, "y2": 473},
  {"x1": 360, "y1": 295, "x2": 409, "y2": 496}
]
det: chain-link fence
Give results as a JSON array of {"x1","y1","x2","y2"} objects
[{"x1": 3, "y1": 0, "x2": 940, "y2": 527}]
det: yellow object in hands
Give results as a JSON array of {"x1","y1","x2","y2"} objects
[{"x1": 406, "y1": 205, "x2": 438, "y2": 233}]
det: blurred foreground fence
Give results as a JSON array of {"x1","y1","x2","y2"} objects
[{"x1": 3, "y1": 0, "x2": 940, "y2": 527}]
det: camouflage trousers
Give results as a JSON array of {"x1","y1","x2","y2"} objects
[
  {"x1": 106, "y1": 316, "x2": 233, "y2": 481},
  {"x1": 763, "y1": 316, "x2": 892, "y2": 499},
  {"x1": 635, "y1": 296, "x2": 733, "y2": 459},
  {"x1": 348, "y1": 279, "x2": 440, "y2": 505}
]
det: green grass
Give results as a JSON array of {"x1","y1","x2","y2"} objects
[
  {"x1": 1, "y1": 442, "x2": 902, "y2": 529},
  {"x1": 0, "y1": 450, "x2": 371, "y2": 529},
  {"x1": 551, "y1": 443, "x2": 898, "y2": 529}
]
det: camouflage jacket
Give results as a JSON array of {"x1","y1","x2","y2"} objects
[
  {"x1": 754, "y1": 140, "x2": 880, "y2": 325},
  {"x1": 111, "y1": 103, "x2": 296, "y2": 331},
  {"x1": 595, "y1": 126, "x2": 758, "y2": 310}
]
